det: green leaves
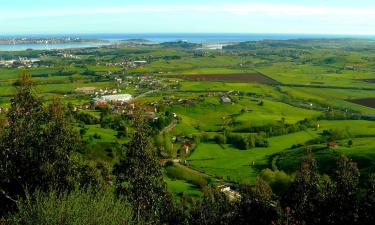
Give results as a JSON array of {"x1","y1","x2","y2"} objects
[
  {"x1": 113, "y1": 117, "x2": 171, "y2": 224},
  {"x1": 0, "y1": 71, "x2": 80, "y2": 215}
]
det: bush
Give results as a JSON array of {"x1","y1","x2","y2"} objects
[
  {"x1": 214, "y1": 134, "x2": 226, "y2": 145},
  {"x1": 226, "y1": 133, "x2": 268, "y2": 150},
  {"x1": 93, "y1": 133, "x2": 102, "y2": 139},
  {"x1": 9, "y1": 187, "x2": 133, "y2": 225},
  {"x1": 165, "y1": 163, "x2": 208, "y2": 187},
  {"x1": 261, "y1": 169, "x2": 293, "y2": 195},
  {"x1": 75, "y1": 112, "x2": 100, "y2": 125}
]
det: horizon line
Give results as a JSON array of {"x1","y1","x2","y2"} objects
[{"x1": 2, "y1": 32, "x2": 375, "y2": 37}]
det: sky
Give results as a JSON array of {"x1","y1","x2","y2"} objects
[{"x1": 2, "y1": 0, "x2": 375, "y2": 35}]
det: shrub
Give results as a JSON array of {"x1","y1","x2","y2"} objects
[
  {"x1": 261, "y1": 169, "x2": 293, "y2": 195},
  {"x1": 9, "y1": 187, "x2": 133, "y2": 225},
  {"x1": 93, "y1": 133, "x2": 101, "y2": 139},
  {"x1": 214, "y1": 134, "x2": 226, "y2": 145}
]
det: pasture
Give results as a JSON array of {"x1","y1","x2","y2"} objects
[
  {"x1": 172, "y1": 73, "x2": 279, "y2": 84},
  {"x1": 188, "y1": 130, "x2": 319, "y2": 183},
  {"x1": 2, "y1": 38, "x2": 375, "y2": 195}
]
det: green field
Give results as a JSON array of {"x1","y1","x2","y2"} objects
[
  {"x1": 2, "y1": 38, "x2": 375, "y2": 196},
  {"x1": 188, "y1": 130, "x2": 319, "y2": 183}
]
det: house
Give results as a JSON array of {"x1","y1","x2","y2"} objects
[
  {"x1": 220, "y1": 96, "x2": 232, "y2": 104},
  {"x1": 145, "y1": 111, "x2": 158, "y2": 122},
  {"x1": 218, "y1": 185, "x2": 241, "y2": 201},
  {"x1": 94, "y1": 101, "x2": 109, "y2": 108},
  {"x1": 181, "y1": 144, "x2": 190, "y2": 155},
  {"x1": 327, "y1": 141, "x2": 338, "y2": 149},
  {"x1": 133, "y1": 60, "x2": 147, "y2": 66}
]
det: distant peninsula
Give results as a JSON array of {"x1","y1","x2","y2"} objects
[{"x1": 0, "y1": 37, "x2": 108, "y2": 45}]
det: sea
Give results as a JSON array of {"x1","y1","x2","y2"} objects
[{"x1": 1, "y1": 33, "x2": 375, "y2": 51}]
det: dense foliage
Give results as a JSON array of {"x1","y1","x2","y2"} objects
[
  {"x1": 9, "y1": 187, "x2": 132, "y2": 225},
  {"x1": 0, "y1": 71, "x2": 81, "y2": 215}
]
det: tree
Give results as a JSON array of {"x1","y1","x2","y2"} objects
[
  {"x1": 282, "y1": 150, "x2": 321, "y2": 225},
  {"x1": 325, "y1": 155, "x2": 360, "y2": 224},
  {"x1": 234, "y1": 178, "x2": 280, "y2": 225},
  {"x1": 214, "y1": 134, "x2": 226, "y2": 145},
  {"x1": 361, "y1": 173, "x2": 375, "y2": 225},
  {"x1": 348, "y1": 139, "x2": 353, "y2": 147},
  {"x1": 0, "y1": 71, "x2": 79, "y2": 215},
  {"x1": 190, "y1": 187, "x2": 233, "y2": 225},
  {"x1": 39, "y1": 100, "x2": 81, "y2": 188},
  {"x1": 113, "y1": 116, "x2": 172, "y2": 224}
]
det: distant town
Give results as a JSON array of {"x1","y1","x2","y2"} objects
[{"x1": 0, "y1": 37, "x2": 106, "y2": 45}]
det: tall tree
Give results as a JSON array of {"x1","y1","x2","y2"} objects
[
  {"x1": 39, "y1": 100, "x2": 81, "y2": 187},
  {"x1": 113, "y1": 116, "x2": 171, "y2": 224},
  {"x1": 282, "y1": 149, "x2": 321, "y2": 225},
  {"x1": 234, "y1": 178, "x2": 280, "y2": 225},
  {"x1": 361, "y1": 173, "x2": 375, "y2": 225},
  {"x1": 190, "y1": 187, "x2": 233, "y2": 225},
  {"x1": 326, "y1": 155, "x2": 360, "y2": 225},
  {"x1": 0, "y1": 71, "x2": 79, "y2": 215}
]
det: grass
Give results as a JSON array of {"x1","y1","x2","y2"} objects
[
  {"x1": 165, "y1": 162, "x2": 209, "y2": 187},
  {"x1": 274, "y1": 137, "x2": 375, "y2": 182},
  {"x1": 3, "y1": 39, "x2": 375, "y2": 190},
  {"x1": 164, "y1": 176, "x2": 202, "y2": 198},
  {"x1": 284, "y1": 87, "x2": 375, "y2": 114},
  {"x1": 188, "y1": 130, "x2": 319, "y2": 183},
  {"x1": 178, "y1": 81, "x2": 279, "y2": 95},
  {"x1": 318, "y1": 120, "x2": 375, "y2": 137},
  {"x1": 235, "y1": 99, "x2": 321, "y2": 126},
  {"x1": 257, "y1": 62, "x2": 375, "y2": 89},
  {"x1": 82, "y1": 125, "x2": 126, "y2": 163},
  {"x1": 170, "y1": 96, "x2": 320, "y2": 133}
]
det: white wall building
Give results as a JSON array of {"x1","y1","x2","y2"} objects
[{"x1": 94, "y1": 94, "x2": 133, "y2": 103}]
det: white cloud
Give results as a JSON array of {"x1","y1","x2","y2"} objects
[
  {"x1": 2, "y1": 3, "x2": 375, "y2": 19},
  {"x1": 2, "y1": 3, "x2": 375, "y2": 35}
]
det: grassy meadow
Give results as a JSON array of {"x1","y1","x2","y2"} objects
[{"x1": 1, "y1": 38, "x2": 375, "y2": 196}]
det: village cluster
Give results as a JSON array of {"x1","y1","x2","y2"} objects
[{"x1": 0, "y1": 57, "x2": 40, "y2": 68}]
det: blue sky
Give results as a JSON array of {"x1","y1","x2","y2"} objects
[{"x1": 2, "y1": 0, "x2": 375, "y2": 35}]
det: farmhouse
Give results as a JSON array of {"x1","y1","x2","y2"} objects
[
  {"x1": 218, "y1": 185, "x2": 241, "y2": 201},
  {"x1": 327, "y1": 141, "x2": 338, "y2": 149},
  {"x1": 181, "y1": 143, "x2": 191, "y2": 155},
  {"x1": 220, "y1": 96, "x2": 232, "y2": 104},
  {"x1": 145, "y1": 111, "x2": 158, "y2": 122}
]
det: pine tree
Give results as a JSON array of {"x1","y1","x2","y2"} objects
[{"x1": 113, "y1": 116, "x2": 171, "y2": 224}]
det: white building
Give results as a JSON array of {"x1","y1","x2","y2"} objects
[{"x1": 94, "y1": 94, "x2": 133, "y2": 103}]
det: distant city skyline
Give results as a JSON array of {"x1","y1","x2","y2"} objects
[{"x1": 2, "y1": 0, "x2": 375, "y2": 35}]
